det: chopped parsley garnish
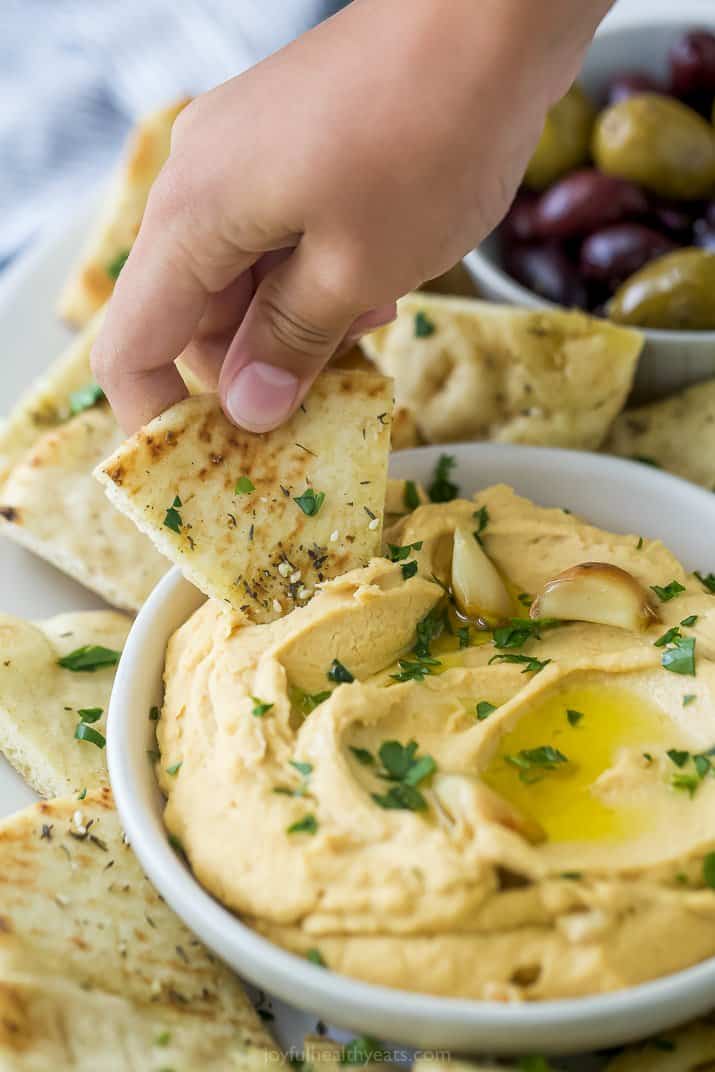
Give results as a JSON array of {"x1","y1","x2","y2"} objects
[
  {"x1": 235, "y1": 476, "x2": 255, "y2": 494},
  {"x1": 476, "y1": 701, "x2": 496, "y2": 721},
  {"x1": 473, "y1": 505, "x2": 489, "y2": 546},
  {"x1": 390, "y1": 655, "x2": 441, "y2": 682},
  {"x1": 654, "y1": 626, "x2": 681, "y2": 648},
  {"x1": 694, "y1": 754, "x2": 712, "y2": 778},
  {"x1": 632, "y1": 455, "x2": 660, "y2": 468},
  {"x1": 77, "y1": 787, "x2": 87, "y2": 800},
  {"x1": 695, "y1": 570, "x2": 715, "y2": 593},
  {"x1": 505, "y1": 746, "x2": 568, "y2": 784},
  {"x1": 703, "y1": 852, "x2": 715, "y2": 889},
  {"x1": 77, "y1": 707, "x2": 102, "y2": 723},
  {"x1": 155, "y1": 1031, "x2": 171, "y2": 1046},
  {"x1": 166, "y1": 761, "x2": 182, "y2": 776},
  {"x1": 517, "y1": 592, "x2": 533, "y2": 607},
  {"x1": 306, "y1": 948, "x2": 326, "y2": 967},
  {"x1": 428, "y1": 454, "x2": 459, "y2": 503},
  {"x1": 74, "y1": 723, "x2": 106, "y2": 749},
  {"x1": 107, "y1": 249, "x2": 130, "y2": 280},
  {"x1": 290, "y1": 760, "x2": 313, "y2": 777},
  {"x1": 518, "y1": 1059, "x2": 554, "y2": 1072},
  {"x1": 672, "y1": 773, "x2": 700, "y2": 797},
  {"x1": 371, "y1": 739, "x2": 436, "y2": 811},
  {"x1": 456, "y1": 626, "x2": 470, "y2": 649},
  {"x1": 414, "y1": 311, "x2": 436, "y2": 338},
  {"x1": 163, "y1": 495, "x2": 183, "y2": 533},
  {"x1": 651, "y1": 580, "x2": 685, "y2": 603},
  {"x1": 328, "y1": 659, "x2": 354, "y2": 684},
  {"x1": 566, "y1": 709, "x2": 584, "y2": 727},
  {"x1": 643, "y1": 752, "x2": 654, "y2": 764},
  {"x1": 341, "y1": 1036, "x2": 382, "y2": 1066},
  {"x1": 683, "y1": 694, "x2": 696, "y2": 706},
  {"x1": 251, "y1": 696, "x2": 274, "y2": 717},
  {"x1": 560, "y1": 871, "x2": 582, "y2": 880},
  {"x1": 650, "y1": 1039, "x2": 675, "y2": 1053},
  {"x1": 388, "y1": 541, "x2": 423, "y2": 562},
  {"x1": 636, "y1": 536, "x2": 644, "y2": 550},
  {"x1": 58, "y1": 645, "x2": 121, "y2": 672},
  {"x1": 413, "y1": 607, "x2": 446, "y2": 658},
  {"x1": 661, "y1": 635, "x2": 695, "y2": 676},
  {"x1": 372, "y1": 783, "x2": 427, "y2": 812},
  {"x1": 493, "y1": 618, "x2": 558, "y2": 650},
  {"x1": 298, "y1": 690, "x2": 331, "y2": 714},
  {"x1": 287, "y1": 814, "x2": 318, "y2": 835},
  {"x1": 167, "y1": 833, "x2": 184, "y2": 854},
  {"x1": 401, "y1": 561, "x2": 418, "y2": 580},
  {"x1": 403, "y1": 480, "x2": 420, "y2": 511},
  {"x1": 149, "y1": 705, "x2": 160, "y2": 720},
  {"x1": 69, "y1": 382, "x2": 105, "y2": 416},
  {"x1": 350, "y1": 746, "x2": 374, "y2": 765},
  {"x1": 681, "y1": 614, "x2": 698, "y2": 627},
  {"x1": 488, "y1": 653, "x2": 551, "y2": 674},
  {"x1": 294, "y1": 488, "x2": 325, "y2": 516},
  {"x1": 667, "y1": 749, "x2": 690, "y2": 768}
]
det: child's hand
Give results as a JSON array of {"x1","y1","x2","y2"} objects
[{"x1": 92, "y1": 0, "x2": 611, "y2": 434}]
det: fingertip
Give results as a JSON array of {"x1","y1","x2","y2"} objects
[{"x1": 221, "y1": 360, "x2": 300, "y2": 432}]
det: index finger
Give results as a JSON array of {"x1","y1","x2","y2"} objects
[{"x1": 90, "y1": 175, "x2": 258, "y2": 434}]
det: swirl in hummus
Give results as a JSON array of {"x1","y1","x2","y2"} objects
[{"x1": 157, "y1": 485, "x2": 715, "y2": 1001}]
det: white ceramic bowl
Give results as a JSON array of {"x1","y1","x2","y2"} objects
[
  {"x1": 463, "y1": 15, "x2": 715, "y2": 404},
  {"x1": 108, "y1": 444, "x2": 715, "y2": 1056}
]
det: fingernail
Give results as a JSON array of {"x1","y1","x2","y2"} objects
[{"x1": 225, "y1": 362, "x2": 300, "y2": 430}]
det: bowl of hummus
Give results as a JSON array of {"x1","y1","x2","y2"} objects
[{"x1": 108, "y1": 443, "x2": 715, "y2": 1055}]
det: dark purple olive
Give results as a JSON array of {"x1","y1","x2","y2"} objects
[
  {"x1": 606, "y1": 71, "x2": 663, "y2": 106},
  {"x1": 504, "y1": 242, "x2": 588, "y2": 308},
  {"x1": 533, "y1": 169, "x2": 649, "y2": 239},
  {"x1": 669, "y1": 30, "x2": 715, "y2": 97},
  {"x1": 501, "y1": 190, "x2": 539, "y2": 243},
  {"x1": 694, "y1": 218, "x2": 715, "y2": 251},
  {"x1": 579, "y1": 223, "x2": 678, "y2": 285},
  {"x1": 650, "y1": 197, "x2": 703, "y2": 238}
]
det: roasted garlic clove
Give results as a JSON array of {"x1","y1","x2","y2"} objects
[
  {"x1": 451, "y1": 526, "x2": 512, "y2": 624},
  {"x1": 530, "y1": 562, "x2": 658, "y2": 632}
]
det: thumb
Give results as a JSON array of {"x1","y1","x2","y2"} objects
[{"x1": 218, "y1": 246, "x2": 390, "y2": 432}]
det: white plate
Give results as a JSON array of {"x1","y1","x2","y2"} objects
[{"x1": 108, "y1": 443, "x2": 715, "y2": 1057}]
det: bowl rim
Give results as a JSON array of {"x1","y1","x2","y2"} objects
[
  {"x1": 464, "y1": 11, "x2": 715, "y2": 344},
  {"x1": 108, "y1": 443, "x2": 715, "y2": 1052}
]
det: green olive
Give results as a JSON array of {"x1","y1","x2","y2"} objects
[
  {"x1": 609, "y1": 249, "x2": 715, "y2": 330},
  {"x1": 593, "y1": 94, "x2": 715, "y2": 199},
  {"x1": 524, "y1": 84, "x2": 595, "y2": 191}
]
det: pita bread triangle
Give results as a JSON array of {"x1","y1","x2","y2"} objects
[
  {"x1": 361, "y1": 292, "x2": 643, "y2": 450},
  {"x1": 95, "y1": 370, "x2": 394, "y2": 621},
  {"x1": 57, "y1": 98, "x2": 190, "y2": 328},
  {"x1": 0, "y1": 789, "x2": 283, "y2": 1069},
  {"x1": 0, "y1": 608, "x2": 131, "y2": 797}
]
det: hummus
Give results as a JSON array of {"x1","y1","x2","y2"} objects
[{"x1": 158, "y1": 485, "x2": 715, "y2": 1001}]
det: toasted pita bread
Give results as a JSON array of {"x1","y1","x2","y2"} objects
[
  {"x1": 361, "y1": 293, "x2": 643, "y2": 450},
  {"x1": 0, "y1": 609, "x2": 129, "y2": 797},
  {"x1": 57, "y1": 98, "x2": 190, "y2": 327},
  {"x1": 604, "y1": 1015, "x2": 715, "y2": 1070},
  {"x1": 0, "y1": 790, "x2": 282, "y2": 1069},
  {"x1": 0, "y1": 312, "x2": 103, "y2": 486},
  {"x1": 603, "y1": 379, "x2": 715, "y2": 490},
  {"x1": 95, "y1": 372, "x2": 393, "y2": 621},
  {"x1": 0, "y1": 405, "x2": 168, "y2": 611}
]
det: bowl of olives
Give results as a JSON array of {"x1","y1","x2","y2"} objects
[{"x1": 464, "y1": 18, "x2": 715, "y2": 402}]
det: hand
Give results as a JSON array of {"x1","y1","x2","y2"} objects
[{"x1": 92, "y1": 0, "x2": 612, "y2": 434}]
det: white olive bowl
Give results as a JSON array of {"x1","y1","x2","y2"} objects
[
  {"x1": 108, "y1": 443, "x2": 715, "y2": 1056},
  {"x1": 463, "y1": 15, "x2": 715, "y2": 404}
]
